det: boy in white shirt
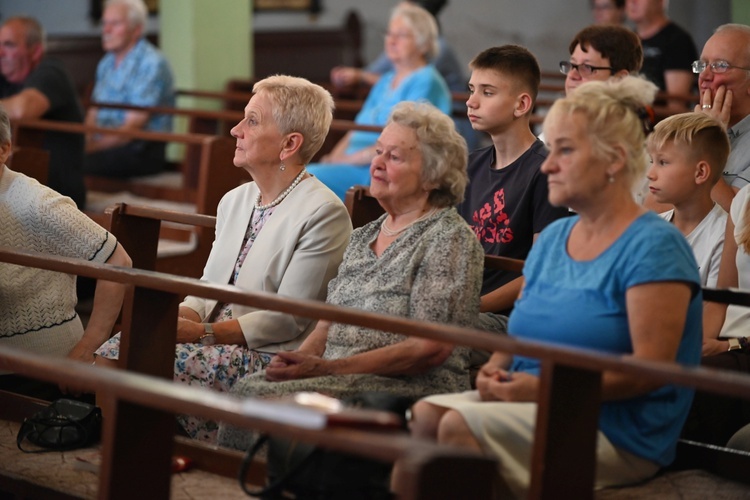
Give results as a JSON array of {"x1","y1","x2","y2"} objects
[{"x1": 646, "y1": 112, "x2": 730, "y2": 287}]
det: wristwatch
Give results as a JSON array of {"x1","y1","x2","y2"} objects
[
  {"x1": 199, "y1": 323, "x2": 216, "y2": 346},
  {"x1": 727, "y1": 337, "x2": 742, "y2": 351}
]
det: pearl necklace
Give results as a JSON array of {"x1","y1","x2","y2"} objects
[
  {"x1": 380, "y1": 207, "x2": 438, "y2": 237},
  {"x1": 254, "y1": 169, "x2": 307, "y2": 210}
]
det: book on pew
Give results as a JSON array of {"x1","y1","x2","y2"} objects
[{"x1": 285, "y1": 392, "x2": 405, "y2": 430}]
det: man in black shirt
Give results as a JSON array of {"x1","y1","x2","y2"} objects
[{"x1": 0, "y1": 16, "x2": 86, "y2": 208}]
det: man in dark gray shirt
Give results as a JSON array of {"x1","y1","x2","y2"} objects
[{"x1": 0, "y1": 16, "x2": 86, "y2": 208}]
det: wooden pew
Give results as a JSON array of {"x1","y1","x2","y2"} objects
[
  {"x1": 3, "y1": 243, "x2": 750, "y2": 498},
  {"x1": 105, "y1": 203, "x2": 216, "y2": 277},
  {"x1": 11, "y1": 118, "x2": 244, "y2": 213},
  {"x1": 11, "y1": 119, "x2": 246, "y2": 278},
  {"x1": 0, "y1": 246, "x2": 499, "y2": 500},
  {"x1": 345, "y1": 184, "x2": 384, "y2": 229},
  {"x1": 7, "y1": 146, "x2": 49, "y2": 185}
]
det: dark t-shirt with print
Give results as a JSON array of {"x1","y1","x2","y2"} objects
[{"x1": 458, "y1": 140, "x2": 569, "y2": 312}]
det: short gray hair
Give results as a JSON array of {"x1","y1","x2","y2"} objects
[
  {"x1": 3, "y1": 17, "x2": 46, "y2": 52},
  {"x1": 253, "y1": 75, "x2": 334, "y2": 165},
  {"x1": 391, "y1": 2, "x2": 440, "y2": 61},
  {"x1": 388, "y1": 101, "x2": 468, "y2": 207},
  {"x1": 105, "y1": 0, "x2": 148, "y2": 29},
  {"x1": 714, "y1": 24, "x2": 750, "y2": 69}
]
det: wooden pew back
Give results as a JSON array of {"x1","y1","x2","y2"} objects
[
  {"x1": 7, "y1": 146, "x2": 49, "y2": 185},
  {"x1": 11, "y1": 119, "x2": 246, "y2": 278}
]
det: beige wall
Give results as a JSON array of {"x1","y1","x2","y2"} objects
[{"x1": 161, "y1": 0, "x2": 251, "y2": 100}]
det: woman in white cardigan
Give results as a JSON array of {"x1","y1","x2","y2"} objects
[{"x1": 96, "y1": 76, "x2": 352, "y2": 441}]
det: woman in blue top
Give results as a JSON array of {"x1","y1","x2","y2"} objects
[
  {"x1": 406, "y1": 76, "x2": 703, "y2": 498},
  {"x1": 308, "y1": 2, "x2": 451, "y2": 200}
]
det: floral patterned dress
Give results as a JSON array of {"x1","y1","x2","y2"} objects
[
  {"x1": 218, "y1": 207, "x2": 485, "y2": 450},
  {"x1": 95, "y1": 207, "x2": 276, "y2": 441}
]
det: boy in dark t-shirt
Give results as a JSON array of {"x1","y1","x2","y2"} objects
[{"x1": 459, "y1": 46, "x2": 569, "y2": 322}]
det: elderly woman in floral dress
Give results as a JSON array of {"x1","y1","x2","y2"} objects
[{"x1": 218, "y1": 101, "x2": 484, "y2": 450}]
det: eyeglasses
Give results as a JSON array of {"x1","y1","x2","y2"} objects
[
  {"x1": 692, "y1": 60, "x2": 750, "y2": 74},
  {"x1": 384, "y1": 31, "x2": 413, "y2": 40},
  {"x1": 559, "y1": 61, "x2": 613, "y2": 77}
]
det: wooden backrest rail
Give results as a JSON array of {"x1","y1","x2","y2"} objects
[
  {"x1": 13, "y1": 118, "x2": 212, "y2": 145},
  {"x1": 12, "y1": 118, "x2": 238, "y2": 201}
]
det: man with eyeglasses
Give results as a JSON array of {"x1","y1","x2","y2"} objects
[
  {"x1": 626, "y1": 0, "x2": 697, "y2": 113},
  {"x1": 694, "y1": 24, "x2": 750, "y2": 212}
]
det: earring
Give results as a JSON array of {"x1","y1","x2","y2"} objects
[
  {"x1": 279, "y1": 162, "x2": 286, "y2": 172},
  {"x1": 608, "y1": 174, "x2": 615, "y2": 184}
]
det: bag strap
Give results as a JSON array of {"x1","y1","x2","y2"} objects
[
  {"x1": 17, "y1": 416, "x2": 91, "y2": 453},
  {"x1": 238, "y1": 434, "x2": 321, "y2": 499}
]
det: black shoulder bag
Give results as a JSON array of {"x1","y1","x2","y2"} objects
[{"x1": 17, "y1": 398, "x2": 102, "y2": 453}]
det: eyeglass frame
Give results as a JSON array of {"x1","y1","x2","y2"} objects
[
  {"x1": 559, "y1": 61, "x2": 614, "y2": 77},
  {"x1": 692, "y1": 59, "x2": 750, "y2": 74},
  {"x1": 383, "y1": 30, "x2": 414, "y2": 40}
]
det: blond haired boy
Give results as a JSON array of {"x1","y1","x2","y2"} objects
[{"x1": 646, "y1": 112, "x2": 731, "y2": 287}]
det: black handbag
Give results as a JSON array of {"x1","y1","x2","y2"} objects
[
  {"x1": 238, "y1": 392, "x2": 413, "y2": 499},
  {"x1": 17, "y1": 398, "x2": 103, "y2": 453}
]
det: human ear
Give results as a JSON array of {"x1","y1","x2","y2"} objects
[
  {"x1": 30, "y1": 43, "x2": 44, "y2": 65},
  {"x1": 515, "y1": 92, "x2": 533, "y2": 117},
  {"x1": 0, "y1": 141, "x2": 11, "y2": 166},
  {"x1": 612, "y1": 69, "x2": 630, "y2": 81},
  {"x1": 694, "y1": 159, "x2": 711, "y2": 185},
  {"x1": 609, "y1": 144, "x2": 628, "y2": 175},
  {"x1": 280, "y1": 132, "x2": 304, "y2": 161}
]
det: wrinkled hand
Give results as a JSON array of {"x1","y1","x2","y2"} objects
[
  {"x1": 265, "y1": 351, "x2": 330, "y2": 382},
  {"x1": 330, "y1": 66, "x2": 359, "y2": 88},
  {"x1": 702, "y1": 338, "x2": 729, "y2": 357},
  {"x1": 477, "y1": 366, "x2": 539, "y2": 403},
  {"x1": 695, "y1": 86, "x2": 732, "y2": 129},
  {"x1": 67, "y1": 342, "x2": 96, "y2": 365},
  {"x1": 176, "y1": 317, "x2": 202, "y2": 343}
]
